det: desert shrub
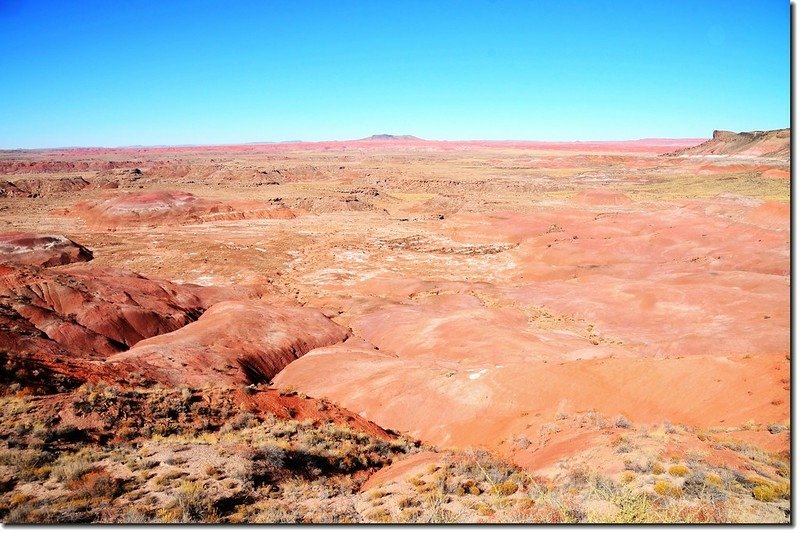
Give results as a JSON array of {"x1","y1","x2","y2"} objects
[
  {"x1": 0, "y1": 448, "x2": 54, "y2": 481},
  {"x1": 454, "y1": 479, "x2": 481, "y2": 496},
  {"x1": 668, "y1": 465, "x2": 690, "y2": 477},
  {"x1": 399, "y1": 507, "x2": 423, "y2": 521},
  {"x1": 222, "y1": 412, "x2": 256, "y2": 433},
  {"x1": 67, "y1": 469, "x2": 124, "y2": 499},
  {"x1": 154, "y1": 470, "x2": 185, "y2": 487},
  {"x1": 408, "y1": 476, "x2": 425, "y2": 487},
  {"x1": 5, "y1": 501, "x2": 36, "y2": 524},
  {"x1": 565, "y1": 468, "x2": 590, "y2": 489},
  {"x1": 615, "y1": 442, "x2": 632, "y2": 454},
  {"x1": 365, "y1": 507, "x2": 393, "y2": 523},
  {"x1": 514, "y1": 434, "x2": 531, "y2": 449},
  {"x1": 52, "y1": 455, "x2": 96, "y2": 484},
  {"x1": 156, "y1": 506, "x2": 184, "y2": 523},
  {"x1": 491, "y1": 480, "x2": 518, "y2": 496},
  {"x1": 652, "y1": 463, "x2": 665, "y2": 475},
  {"x1": 752, "y1": 481, "x2": 789, "y2": 502},
  {"x1": 752, "y1": 484, "x2": 776, "y2": 502},
  {"x1": 397, "y1": 495, "x2": 419, "y2": 508},
  {"x1": 246, "y1": 445, "x2": 287, "y2": 487},
  {"x1": 682, "y1": 470, "x2": 720, "y2": 499},
  {"x1": 119, "y1": 504, "x2": 155, "y2": 524},
  {"x1": 176, "y1": 480, "x2": 212, "y2": 522},
  {"x1": 654, "y1": 480, "x2": 682, "y2": 498},
  {"x1": 740, "y1": 420, "x2": 757, "y2": 431},
  {"x1": 614, "y1": 415, "x2": 631, "y2": 429},
  {"x1": 368, "y1": 488, "x2": 387, "y2": 501},
  {"x1": 621, "y1": 471, "x2": 636, "y2": 484}
]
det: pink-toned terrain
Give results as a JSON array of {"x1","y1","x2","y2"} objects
[{"x1": 0, "y1": 131, "x2": 790, "y2": 522}]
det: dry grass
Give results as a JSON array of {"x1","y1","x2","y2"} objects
[
  {"x1": 668, "y1": 464, "x2": 691, "y2": 477},
  {"x1": 0, "y1": 385, "x2": 790, "y2": 524}
]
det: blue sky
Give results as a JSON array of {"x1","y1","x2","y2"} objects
[{"x1": 0, "y1": 0, "x2": 789, "y2": 148}]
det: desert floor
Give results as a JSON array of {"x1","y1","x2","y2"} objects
[{"x1": 0, "y1": 138, "x2": 790, "y2": 523}]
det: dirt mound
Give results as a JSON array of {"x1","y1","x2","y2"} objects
[
  {"x1": 761, "y1": 168, "x2": 790, "y2": 179},
  {"x1": 666, "y1": 129, "x2": 789, "y2": 158},
  {"x1": 744, "y1": 201, "x2": 790, "y2": 230},
  {"x1": 0, "y1": 233, "x2": 93, "y2": 267},
  {"x1": 70, "y1": 190, "x2": 295, "y2": 226},
  {"x1": 290, "y1": 195, "x2": 375, "y2": 213},
  {"x1": 106, "y1": 301, "x2": 349, "y2": 387},
  {"x1": 573, "y1": 189, "x2": 632, "y2": 206}
]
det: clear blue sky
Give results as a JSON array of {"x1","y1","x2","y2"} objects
[{"x1": 0, "y1": 0, "x2": 789, "y2": 148}]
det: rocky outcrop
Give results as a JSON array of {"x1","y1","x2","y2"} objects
[{"x1": 0, "y1": 233, "x2": 93, "y2": 267}]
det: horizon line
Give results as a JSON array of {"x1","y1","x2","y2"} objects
[{"x1": 0, "y1": 135, "x2": 724, "y2": 152}]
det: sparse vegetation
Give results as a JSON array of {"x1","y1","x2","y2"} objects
[{"x1": 0, "y1": 371, "x2": 789, "y2": 524}]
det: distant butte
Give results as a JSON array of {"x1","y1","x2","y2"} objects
[{"x1": 358, "y1": 134, "x2": 424, "y2": 141}]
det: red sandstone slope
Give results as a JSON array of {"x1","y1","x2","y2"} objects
[
  {"x1": 0, "y1": 263, "x2": 204, "y2": 360},
  {"x1": 106, "y1": 300, "x2": 349, "y2": 387}
]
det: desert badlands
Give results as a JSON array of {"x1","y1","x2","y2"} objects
[{"x1": 0, "y1": 129, "x2": 790, "y2": 523}]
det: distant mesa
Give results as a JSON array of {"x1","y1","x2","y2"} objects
[
  {"x1": 665, "y1": 128, "x2": 789, "y2": 158},
  {"x1": 358, "y1": 134, "x2": 424, "y2": 141}
]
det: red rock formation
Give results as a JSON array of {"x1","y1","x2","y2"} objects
[
  {"x1": 70, "y1": 190, "x2": 295, "y2": 226},
  {"x1": 0, "y1": 263, "x2": 204, "y2": 360}
]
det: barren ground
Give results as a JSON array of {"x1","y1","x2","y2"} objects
[{"x1": 0, "y1": 137, "x2": 790, "y2": 523}]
